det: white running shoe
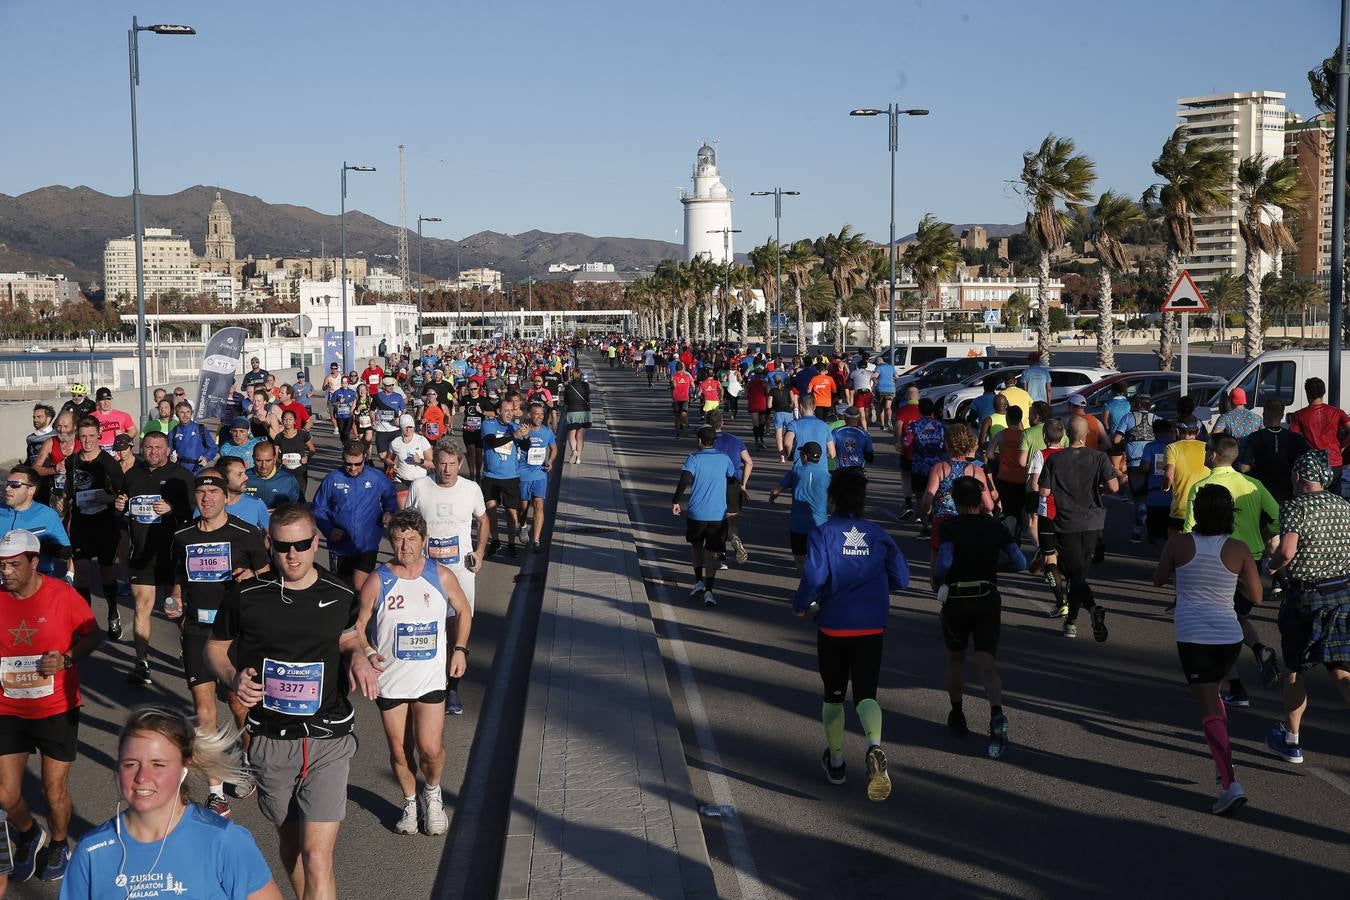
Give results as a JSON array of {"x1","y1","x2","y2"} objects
[
  {"x1": 688, "y1": 580, "x2": 706, "y2": 597},
  {"x1": 422, "y1": 786, "x2": 449, "y2": 836},
  {"x1": 703, "y1": 590, "x2": 717, "y2": 607},
  {"x1": 395, "y1": 797, "x2": 419, "y2": 835}
]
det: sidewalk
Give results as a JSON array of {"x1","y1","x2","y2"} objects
[{"x1": 499, "y1": 398, "x2": 715, "y2": 899}]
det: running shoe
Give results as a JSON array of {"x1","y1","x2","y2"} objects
[
  {"x1": 38, "y1": 841, "x2": 69, "y2": 882},
  {"x1": 517, "y1": 523, "x2": 530, "y2": 544},
  {"x1": 106, "y1": 612, "x2": 123, "y2": 642},
  {"x1": 1221, "y1": 683, "x2": 1251, "y2": 708},
  {"x1": 1090, "y1": 606, "x2": 1109, "y2": 643},
  {"x1": 947, "y1": 708, "x2": 969, "y2": 738},
  {"x1": 205, "y1": 793, "x2": 232, "y2": 819},
  {"x1": 225, "y1": 773, "x2": 256, "y2": 800},
  {"x1": 11, "y1": 822, "x2": 48, "y2": 882},
  {"x1": 703, "y1": 590, "x2": 717, "y2": 608},
  {"x1": 688, "y1": 580, "x2": 706, "y2": 598},
  {"x1": 447, "y1": 690, "x2": 464, "y2": 716},
  {"x1": 1255, "y1": 645, "x2": 1281, "y2": 690},
  {"x1": 820, "y1": 749, "x2": 846, "y2": 785},
  {"x1": 1047, "y1": 602, "x2": 1069, "y2": 619},
  {"x1": 422, "y1": 786, "x2": 449, "y2": 836},
  {"x1": 1265, "y1": 724, "x2": 1303, "y2": 763},
  {"x1": 717, "y1": 559, "x2": 729, "y2": 571},
  {"x1": 395, "y1": 797, "x2": 419, "y2": 835},
  {"x1": 987, "y1": 713, "x2": 1010, "y2": 760},
  {"x1": 898, "y1": 506, "x2": 915, "y2": 521},
  {"x1": 732, "y1": 536, "x2": 749, "y2": 564},
  {"x1": 864, "y1": 746, "x2": 891, "y2": 801},
  {"x1": 1061, "y1": 621, "x2": 1078, "y2": 638},
  {"x1": 126, "y1": 658, "x2": 152, "y2": 687},
  {"x1": 1212, "y1": 782, "x2": 1247, "y2": 816}
]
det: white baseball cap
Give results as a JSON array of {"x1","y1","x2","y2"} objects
[
  {"x1": 399, "y1": 414, "x2": 416, "y2": 427},
  {"x1": 0, "y1": 529, "x2": 40, "y2": 559}
]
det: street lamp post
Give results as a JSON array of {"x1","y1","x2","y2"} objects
[
  {"x1": 128, "y1": 16, "x2": 194, "y2": 422},
  {"x1": 749, "y1": 189, "x2": 800, "y2": 355},
  {"x1": 850, "y1": 104, "x2": 929, "y2": 354},
  {"x1": 1329, "y1": 0, "x2": 1349, "y2": 406},
  {"x1": 340, "y1": 162, "x2": 376, "y2": 371},
  {"x1": 86, "y1": 330, "x2": 98, "y2": 389},
  {"x1": 706, "y1": 227, "x2": 742, "y2": 342},
  {"x1": 416, "y1": 215, "x2": 441, "y2": 352}
]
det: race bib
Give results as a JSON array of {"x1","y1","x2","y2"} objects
[
  {"x1": 75, "y1": 489, "x2": 104, "y2": 515},
  {"x1": 464, "y1": 415, "x2": 482, "y2": 431},
  {"x1": 1, "y1": 655, "x2": 54, "y2": 699},
  {"x1": 527, "y1": 445, "x2": 547, "y2": 466},
  {"x1": 376, "y1": 408, "x2": 396, "y2": 424},
  {"x1": 427, "y1": 535, "x2": 461, "y2": 566},
  {"x1": 129, "y1": 494, "x2": 162, "y2": 524},
  {"x1": 394, "y1": 622, "x2": 439, "y2": 660},
  {"x1": 424, "y1": 422, "x2": 441, "y2": 437},
  {"x1": 357, "y1": 414, "x2": 373, "y2": 430},
  {"x1": 1154, "y1": 452, "x2": 1166, "y2": 471},
  {"x1": 281, "y1": 453, "x2": 302, "y2": 469},
  {"x1": 53, "y1": 472, "x2": 66, "y2": 493},
  {"x1": 195, "y1": 607, "x2": 218, "y2": 625},
  {"x1": 335, "y1": 403, "x2": 352, "y2": 417},
  {"x1": 261, "y1": 658, "x2": 323, "y2": 716},
  {"x1": 186, "y1": 542, "x2": 232, "y2": 582}
]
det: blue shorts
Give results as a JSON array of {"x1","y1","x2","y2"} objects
[
  {"x1": 773, "y1": 411, "x2": 794, "y2": 432},
  {"x1": 520, "y1": 476, "x2": 548, "y2": 502}
]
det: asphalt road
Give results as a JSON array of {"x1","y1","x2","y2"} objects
[
  {"x1": 590, "y1": 360, "x2": 1350, "y2": 899},
  {"x1": 12, "y1": 415, "x2": 521, "y2": 899}
]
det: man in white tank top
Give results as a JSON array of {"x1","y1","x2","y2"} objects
[{"x1": 355, "y1": 508, "x2": 472, "y2": 837}]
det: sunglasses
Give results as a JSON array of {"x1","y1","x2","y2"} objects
[
  {"x1": 5, "y1": 480, "x2": 33, "y2": 490},
  {"x1": 344, "y1": 460, "x2": 365, "y2": 469},
  {"x1": 272, "y1": 536, "x2": 316, "y2": 554}
]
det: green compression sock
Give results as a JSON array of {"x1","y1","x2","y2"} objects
[
  {"x1": 856, "y1": 699, "x2": 883, "y2": 747},
  {"x1": 821, "y1": 702, "x2": 845, "y2": 763}
]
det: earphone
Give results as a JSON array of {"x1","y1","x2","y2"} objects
[{"x1": 112, "y1": 767, "x2": 190, "y2": 896}]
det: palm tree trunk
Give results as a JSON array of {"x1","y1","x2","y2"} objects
[
  {"x1": 794, "y1": 285, "x2": 807, "y2": 355},
  {"x1": 1036, "y1": 251, "x2": 1052, "y2": 364},
  {"x1": 833, "y1": 287, "x2": 844, "y2": 353},
  {"x1": 1159, "y1": 253, "x2": 1180, "y2": 370},
  {"x1": 1096, "y1": 266, "x2": 1115, "y2": 370},
  {"x1": 917, "y1": 296, "x2": 927, "y2": 344},
  {"x1": 871, "y1": 295, "x2": 882, "y2": 350},
  {"x1": 1242, "y1": 245, "x2": 1263, "y2": 361}
]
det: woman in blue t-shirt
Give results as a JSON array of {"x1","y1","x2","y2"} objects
[{"x1": 60, "y1": 706, "x2": 281, "y2": 899}]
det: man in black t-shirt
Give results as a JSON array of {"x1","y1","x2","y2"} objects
[
  {"x1": 58, "y1": 418, "x2": 126, "y2": 640},
  {"x1": 1038, "y1": 416, "x2": 1120, "y2": 641},
  {"x1": 206, "y1": 503, "x2": 377, "y2": 900},
  {"x1": 1238, "y1": 399, "x2": 1310, "y2": 505},
  {"x1": 458, "y1": 383, "x2": 494, "y2": 480}
]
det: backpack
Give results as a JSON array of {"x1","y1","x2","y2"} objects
[{"x1": 1123, "y1": 412, "x2": 1155, "y2": 445}]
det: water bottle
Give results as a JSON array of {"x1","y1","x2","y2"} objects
[{"x1": 163, "y1": 595, "x2": 181, "y2": 618}]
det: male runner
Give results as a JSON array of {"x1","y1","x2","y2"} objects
[
  {"x1": 672, "y1": 426, "x2": 735, "y2": 607},
  {"x1": 246, "y1": 440, "x2": 302, "y2": 509},
  {"x1": 372, "y1": 376, "x2": 408, "y2": 460},
  {"x1": 833, "y1": 407, "x2": 874, "y2": 472},
  {"x1": 517, "y1": 403, "x2": 557, "y2": 552},
  {"x1": 240, "y1": 356, "x2": 270, "y2": 393},
  {"x1": 480, "y1": 394, "x2": 528, "y2": 558},
  {"x1": 58, "y1": 417, "x2": 126, "y2": 640},
  {"x1": 0, "y1": 465, "x2": 74, "y2": 584},
  {"x1": 217, "y1": 455, "x2": 271, "y2": 530},
  {"x1": 459, "y1": 381, "x2": 492, "y2": 480},
  {"x1": 329, "y1": 376, "x2": 358, "y2": 444},
  {"x1": 25, "y1": 404, "x2": 54, "y2": 468},
  {"x1": 90, "y1": 387, "x2": 134, "y2": 450},
  {"x1": 169, "y1": 402, "x2": 218, "y2": 473},
  {"x1": 707, "y1": 410, "x2": 752, "y2": 565},
  {"x1": 785, "y1": 396, "x2": 835, "y2": 462},
  {"x1": 670, "y1": 363, "x2": 696, "y2": 437},
  {"x1": 313, "y1": 441, "x2": 398, "y2": 591}
]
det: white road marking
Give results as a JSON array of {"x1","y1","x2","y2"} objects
[{"x1": 1308, "y1": 766, "x2": 1350, "y2": 798}]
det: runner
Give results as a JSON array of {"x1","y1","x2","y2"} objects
[
  {"x1": 0, "y1": 529, "x2": 102, "y2": 883},
  {"x1": 903, "y1": 399, "x2": 946, "y2": 535},
  {"x1": 642, "y1": 344, "x2": 658, "y2": 388},
  {"x1": 459, "y1": 380, "x2": 492, "y2": 480},
  {"x1": 206, "y1": 504, "x2": 379, "y2": 900},
  {"x1": 1289, "y1": 377, "x2": 1350, "y2": 490},
  {"x1": 275, "y1": 408, "x2": 316, "y2": 496},
  {"x1": 245, "y1": 441, "x2": 302, "y2": 510},
  {"x1": 170, "y1": 469, "x2": 270, "y2": 814},
  {"x1": 114, "y1": 431, "x2": 195, "y2": 687},
  {"x1": 1162, "y1": 418, "x2": 1210, "y2": 534},
  {"x1": 26, "y1": 404, "x2": 54, "y2": 468},
  {"x1": 419, "y1": 387, "x2": 451, "y2": 444},
  {"x1": 707, "y1": 410, "x2": 752, "y2": 566},
  {"x1": 1112, "y1": 393, "x2": 1159, "y2": 543},
  {"x1": 933, "y1": 475, "x2": 1027, "y2": 756},
  {"x1": 517, "y1": 403, "x2": 558, "y2": 552},
  {"x1": 1238, "y1": 400, "x2": 1309, "y2": 505},
  {"x1": 1139, "y1": 420, "x2": 1177, "y2": 547},
  {"x1": 672, "y1": 426, "x2": 736, "y2": 606},
  {"x1": 481, "y1": 395, "x2": 527, "y2": 558},
  {"x1": 785, "y1": 396, "x2": 835, "y2": 463},
  {"x1": 792, "y1": 468, "x2": 909, "y2": 800},
  {"x1": 168, "y1": 402, "x2": 218, "y2": 474},
  {"x1": 372, "y1": 376, "x2": 408, "y2": 461},
  {"x1": 386, "y1": 414, "x2": 433, "y2": 507},
  {"x1": 361, "y1": 358, "x2": 385, "y2": 391},
  {"x1": 807, "y1": 363, "x2": 836, "y2": 420},
  {"x1": 218, "y1": 417, "x2": 262, "y2": 470},
  {"x1": 1153, "y1": 484, "x2": 1263, "y2": 815},
  {"x1": 58, "y1": 384, "x2": 94, "y2": 422},
  {"x1": 1, "y1": 465, "x2": 74, "y2": 584},
  {"x1": 217, "y1": 456, "x2": 271, "y2": 531},
  {"x1": 669, "y1": 362, "x2": 696, "y2": 438},
  {"x1": 32, "y1": 409, "x2": 77, "y2": 506},
  {"x1": 313, "y1": 440, "x2": 398, "y2": 592},
  {"x1": 990, "y1": 405, "x2": 1027, "y2": 543},
  {"x1": 58, "y1": 417, "x2": 126, "y2": 641},
  {"x1": 873, "y1": 355, "x2": 897, "y2": 430},
  {"x1": 922, "y1": 425, "x2": 997, "y2": 558},
  {"x1": 847, "y1": 354, "x2": 875, "y2": 432},
  {"x1": 240, "y1": 357, "x2": 270, "y2": 393},
  {"x1": 697, "y1": 368, "x2": 722, "y2": 423},
  {"x1": 1264, "y1": 450, "x2": 1350, "y2": 765},
  {"x1": 329, "y1": 376, "x2": 358, "y2": 444},
  {"x1": 769, "y1": 441, "x2": 831, "y2": 573},
  {"x1": 833, "y1": 407, "x2": 874, "y2": 472},
  {"x1": 745, "y1": 368, "x2": 770, "y2": 451},
  {"x1": 1211, "y1": 387, "x2": 1261, "y2": 440},
  {"x1": 1026, "y1": 419, "x2": 1072, "y2": 619},
  {"x1": 562, "y1": 370, "x2": 592, "y2": 464},
  {"x1": 90, "y1": 387, "x2": 134, "y2": 451},
  {"x1": 769, "y1": 374, "x2": 796, "y2": 462},
  {"x1": 355, "y1": 509, "x2": 472, "y2": 837}
]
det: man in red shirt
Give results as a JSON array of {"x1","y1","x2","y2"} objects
[
  {"x1": 893, "y1": 384, "x2": 922, "y2": 518},
  {"x1": 670, "y1": 363, "x2": 696, "y2": 437},
  {"x1": 1291, "y1": 376, "x2": 1350, "y2": 487},
  {"x1": 0, "y1": 529, "x2": 101, "y2": 881},
  {"x1": 274, "y1": 384, "x2": 311, "y2": 430},
  {"x1": 361, "y1": 359, "x2": 385, "y2": 390},
  {"x1": 90, "y1": 387, "x2": 133, "y2": 450}
]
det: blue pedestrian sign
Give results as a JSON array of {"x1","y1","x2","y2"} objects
[
  {"x1": 770, "y1": 315, "x2": 789, "y2": 328},
  {"x1": 982, "y1": 309, "x2": 1001, "y2": 326}
]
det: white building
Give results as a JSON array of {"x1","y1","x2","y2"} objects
[
  {"x1": 364, "y1": 267, "x2": 404, "y2": 295},
  {"x1": 458, "y1": 268, "x2": 503, "y2": 292},
  {"x1": 1176, "y1": 91, "x2": 1288, "y2": 285},
  {"x1": 681, "y1": 143, "x2": 734, "y2": 263},
  {"x1": 196, "y1": 272, "x2": 239, "y2": 308},
  {"x1": 0, "y1": 272, "x2": 81, "y2": 309},
  {"x1": 103, "y1": 227, "x2": 198, "y2": 303}
]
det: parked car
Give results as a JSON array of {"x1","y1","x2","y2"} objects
[
  {"x1": 1149, "y1": 382, "x2": 1224, "y2": 429},
  {"x1": 894, "y1": 356, "x2": 1009, "y2": 393},
  {"x1": 877, "y1": 342, "x2": 997, "y2": 370},
  {"x1": 943, "y1": 366, "x2": 1115, "y2": 423},
  {"x1": 1050, "y1": 371, "x2": 1224, "y2": 420},
  {"x1": 1219, "y1": 349, "x2": 1350, "y2": 417}
]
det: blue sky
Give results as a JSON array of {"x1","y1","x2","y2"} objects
[{"x1": 1, "y1": 0, "x2": 1335, "y2": 251}]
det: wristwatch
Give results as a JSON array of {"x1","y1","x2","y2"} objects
[
  {"x1": 62, "y1": 653, "x2": 73, "y2": 670},
  {"x1": 452, "y1": 645, "x2": 469, "y2": 657}
]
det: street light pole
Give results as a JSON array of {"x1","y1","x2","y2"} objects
[
  {"x1": 128, "y1": 16, "x2": 194, "y2": 423},
  {"x1": 850, "y1": 104, "x2": 929, "y2": 353},
  {"x1": 706, "y1": 227, "x2": 742, "y2": 342},
  {"x1": 1329, "y1": 0, "x2": 1349, "y2": 406},
  {"x1": 340, "y1": 162, "x2": 376, "y2": 371},
  {"x1": 750, "y1": 189, "x2": 800, "y2": 355},
  {"x1": 417, "y1": 215, "x2": 441, "y2": 353}
]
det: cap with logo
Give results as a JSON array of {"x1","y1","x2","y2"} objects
[
  {"x1": 95, "y1": 387, "x2": 113, "y2": 400},
  {"x1": 1068, "y1": 394, "x2": 1087, "y2": 407},
  {"x1": 0, "y1": 529, "x2": 40, "y2": 559},
  {"x1": 398, "y1": 414, "x2": 416, "y2": 427},
  {"x1": 382, "y1": 377, "x2": 396, "y2": 387},
  {"x1": 112, "y1": 434, "x2": 133, "y2": 451}
]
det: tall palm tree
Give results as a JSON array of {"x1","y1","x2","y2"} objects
[
  {"x1": 814, "y1": 225, "x2": 870, "y2": 352},
  {"x1": 1148, "y1": 128, "x2": 1229, "y2": 369},
  {"x1": 748, "y1": 241, "x2": 780, "y2": 343},
  {"x1": 1207, "y1": 272, "x2": 1242, "y2": 342},
  {"x1": 901, "y1": 214, "x2": 961, "y2": 343},
  {"x1": 1021, "y1": 134, "x2": 1096, "y2": 363},
  {"x1": 1237, "y1": 155, "x2": 1308, "y2": 359},
  {"x1": 782, "y1": 239, "x2": 820, "y2": 355},
  {"x1": 1088, "y1": 191, "x2": 1143, "y2": 369},
  {"x1": 864, "y1": 248, "x2": 892, "y2": 349}
]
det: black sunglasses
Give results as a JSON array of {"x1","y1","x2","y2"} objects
[
  {"x1": 5, "y1": 480, "x2": 33, "y2": 489},
  {"x1": 344, "y1": 459, "x2": 365, "y2": 469},
  {"x1": 272, "y1": 536, "x2": 316, "y2": 554}
]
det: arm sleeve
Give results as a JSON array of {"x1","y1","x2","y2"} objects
[
  {"x1": 933, "y1": 542, "x2": 955, "y2": 583},
  {"x1": 1001, "y1": 542, "x2": 1028, "y2": 572},
  {"x1": 792, "y1": 528, "x2": 830, "y2": 612},
  {"x1": 672, "y1": 471, "x2": 693, "y2": 504}
]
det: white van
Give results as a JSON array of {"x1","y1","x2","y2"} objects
[
  {"x1": 1221, "y1": 349, "x2": 1350, "y2": 415},
  {"x1": 878, "y1": 343, "x2": 997, "y2": 371}
]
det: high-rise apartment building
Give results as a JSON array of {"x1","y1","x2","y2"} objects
[
  {"x1": 1176, "y1": 91, "x2": 1287, "y2": 285},
  {"x1": 1284, "y1": 112, "x2": 1336, "y2": 283},
  {"x1": 102, "y1": 227, "x2": 198, "y2": 303}
]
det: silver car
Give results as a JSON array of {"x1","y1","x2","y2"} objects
[{"x1": 942, "y1": 366, "x2": 1117, "y2": 422}]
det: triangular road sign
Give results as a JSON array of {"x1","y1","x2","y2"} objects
[{"x1": 1161, "y1": 270, "x2": 1210, "y2": 313}]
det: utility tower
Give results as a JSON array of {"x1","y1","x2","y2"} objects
[{"x1": 397, "y1": 144, "x2": 411, "y2": 304}]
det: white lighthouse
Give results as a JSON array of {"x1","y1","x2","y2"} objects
[{"x1": 681, "y1": 142, "x2": 734, "y2": 263}]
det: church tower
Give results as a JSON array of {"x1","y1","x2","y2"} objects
[
  {"x1": 680, "y1": 143, "x2": 733, "y2": 263},
  {"x1": 205, "y1": 191, "x2": 236, "y2": 264}
]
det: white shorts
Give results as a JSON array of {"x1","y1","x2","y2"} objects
[{"x1": 448, "y1": 564, "x2": 476, "y2": 614}]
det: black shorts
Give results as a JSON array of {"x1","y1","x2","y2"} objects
[
  {"x1": 1176, "y1": 641, "x2": 1242, "y2": 685},
  {"x1": 817, "y1": 630, "x2": 883, "y2": 703},
  {"x1": 333, "y1": 550, "x2": 380, "y2": 580},
  {"x1": 909, "y1": 471, "x2": 927, "y2": 499},
  {"x1": 181, "y1": 628, "x2": 215, "y2": 688},
  {"x1": 1278, "y1": 600, "x2": 1320, "y2": 672},
  {"x1": 1168, "y1": 516, "x2": 1184, "y2": 532},
  {"x1": 374, "y1": 430, "x2": 397, "y2": 454},
  {"x1": 482, "y1": 476, "x2": 520, "y2": 508},
  {"x1": 726, "y1": 481, "x2": 743, "y2": 515},
  {"x1": 790, "y1": 530, "x2": 809, "y2": 557},
  {"x1": 70, "y1": 516, "x2": 119, "y2": 565},
  {"x1": 1037, "y1": 516, "x2": 1058, "y2": 555},
  {"x1": 127, "y1": 552, "x2": 175, "y2": 587},
  {"x1": 995, "y1": 479, "x2": 1025, "y2": 520},
  {"x1": 0, "y1": 709, "x2": 80, "y2": 762},
  {"x1": 941, "y1": 588, "x2": 1002, "y2": 655},
  {"x1": 685, "y1": 518, "x2": 726, "y2": 553},
  {"x1": 375, "y1": 688, "x2": 447, "y2": 711},
  {"x1": 672, "y1": 400, "x2": 689, "y2": 414},
  {"x1": 462, "y1": 430, "x2": 483, "y2": 447},
  {"x1": 1147, "y1": 506, "x2": 1170, "y2": 543}
]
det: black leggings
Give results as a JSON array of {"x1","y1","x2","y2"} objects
[
  {"x1": 1055, "y1": 529, "x2": 1100, "y2": 622},
  {"x1": 725, "y1": 394, "x2": 739, "y2": 418},
  {"x1": 817, "y1": 631, "x2": 883, "y2": 703}
]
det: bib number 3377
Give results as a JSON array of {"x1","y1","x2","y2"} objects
[{"x1": 261, "y1": 659, "x2": 324, "y2": 716}]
